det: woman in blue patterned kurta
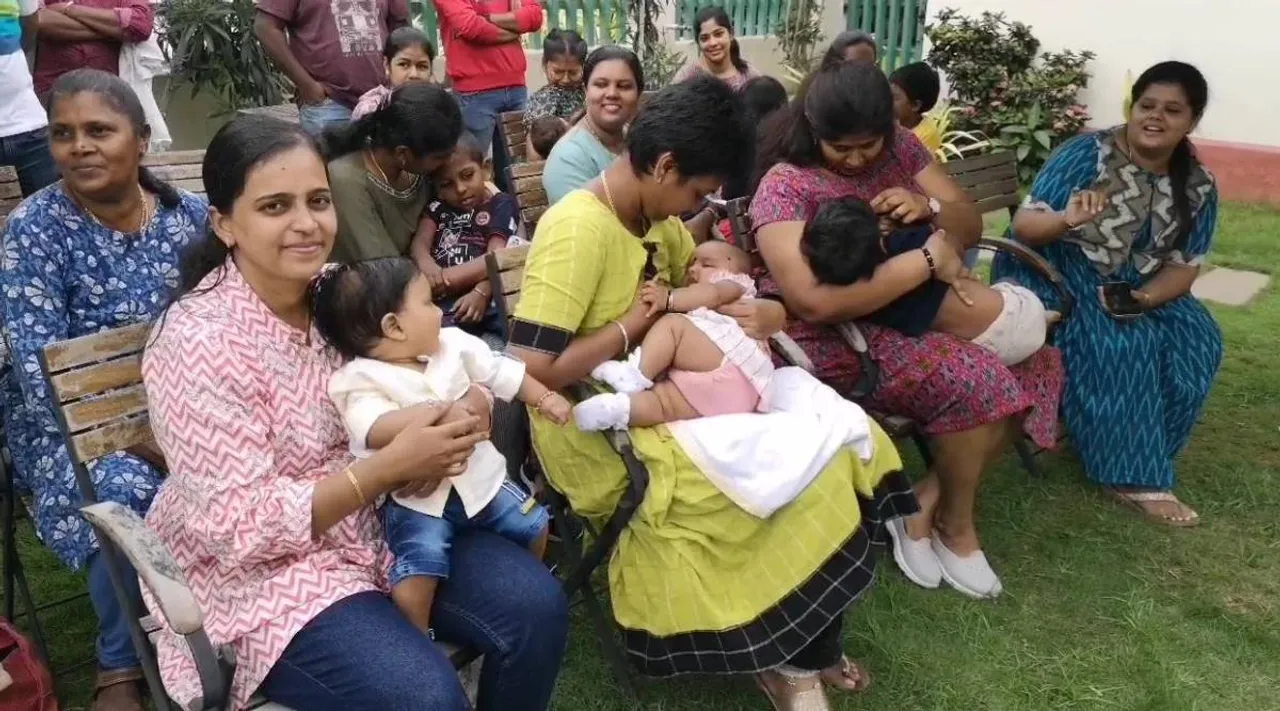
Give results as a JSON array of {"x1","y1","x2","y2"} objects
[
  {"x1": 0, "y1": 70, "x2": 205, "y2": 707},
  {"x1": 994, "y1": 62, "x2": 1221, "y2": 527}
]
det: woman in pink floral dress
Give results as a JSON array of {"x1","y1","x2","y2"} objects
[
  {"x1": 749, "y1": 61, "x2": 1063, "y2": 600},
  {"x1": 140, "y1": 114, "x2": 568, "y2": 711}
]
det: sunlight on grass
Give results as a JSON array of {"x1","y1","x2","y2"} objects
[{"x1": 7, "y1": 204, "x2": 1278, "y2": 711}]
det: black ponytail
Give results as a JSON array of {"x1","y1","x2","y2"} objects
[
  {"x1": 728, "y1": 38, "x2": 748, "y2": 74},
  {"x1": 1131, "y1": 60, "x2": 1209, "y2": 251},
  {"x1": 323, "y1": 82, "x2": 462, "y2": 162},
  {"x1": 48, "y1": 69, "x2": 182, "y2": 208}
]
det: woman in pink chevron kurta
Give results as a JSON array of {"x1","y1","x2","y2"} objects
[{"x1": 140, "y1": 115, "x2": 568, "y2": 711}]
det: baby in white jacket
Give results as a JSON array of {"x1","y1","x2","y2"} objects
[{"x1": 311, "y1": 257, "x2": 570, "y2": 635}]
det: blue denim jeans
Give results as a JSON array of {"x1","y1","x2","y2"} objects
[
  {"x1": 86, "y1": 551, "x2": 143, "y2": 670},
  {"x1": 298, "y1": 98, "x2": 353, "y2": 137},
  {"x1": 259, "y1": 531, "x2": 568, "y2": 711},
  {"x1": 456, "y1": 86, "x2": 527, "y2": 192},
  {"x1": 0, "y1": 128, "x2": 58, "y2": 197},
  {"x1": 381, "y1": 483, "x2": 548, "y2": 584}
]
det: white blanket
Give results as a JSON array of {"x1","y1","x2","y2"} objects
[{"x1": 667, "y1": 366, "x2": 875, "y2": 519}]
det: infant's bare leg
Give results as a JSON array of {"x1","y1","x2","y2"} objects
[
  {"x1": 628, "y1": 380, "x2": 702, "y2": 427},
  {"x1": 638, "y1": 314, "x2": 725, "y2": 379},
  {"x1": 390, "y1": 577, "x2": 438, "y2": 635}
]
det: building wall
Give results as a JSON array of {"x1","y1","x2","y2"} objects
[{"x1": 926, "y1": 0, "x2": 1280, "y2": 148}]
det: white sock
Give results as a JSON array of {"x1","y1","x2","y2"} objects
[
  {"x1": 572, "y1": 393, "x2": 632, "y2": 431},
  {"x1": 590, "y1": 354, "x2": 654, "y2": 394}
]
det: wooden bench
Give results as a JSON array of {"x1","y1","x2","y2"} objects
[
  {"x1": 1, "y1": 151, "x2": 208, "y2": 229},
  {"x1": 499, "y1": 110, "x2": 529, "y2": 165},
  {"x1": 38, "y1": 322, "x2": 472, "y2": 709},
  {"x1": 507, "y1": 160, "x2": 549, "y2": 236},
  {"x1": 943, "y1": 150, "x2": 1021, "y2": 218}
]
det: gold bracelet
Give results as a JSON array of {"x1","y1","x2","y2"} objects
[
  {"x1": 534, "y1": 390, "x2": 557, "y2": 413},
  {"x1": 614, "y1": 320, "x2": 630, "y2": 354},
  {"x1": 345, "y1": 466, "x2": 369, "y2": 507}
]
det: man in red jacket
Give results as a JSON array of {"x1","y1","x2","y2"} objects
[{"x1": 433, "y1": 0, "x2": 542, "y2": 186}]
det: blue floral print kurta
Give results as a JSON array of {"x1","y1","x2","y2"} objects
[{"x1": 0, "y1": 184, "x2": 206, "y2": 569}]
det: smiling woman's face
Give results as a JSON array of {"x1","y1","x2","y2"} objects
[
  {"x1": 210, "y1": 144, "x2": 337, "y2": 287},
  {"x1": 697, "y1": 19, "x2": 733, "y2": 65},
  {"x1": 48, "y1": 91, "x2": 147, "y2": 202},
  {"x1": 585, "y1": 59, "x2": 641, "y2": 133}
]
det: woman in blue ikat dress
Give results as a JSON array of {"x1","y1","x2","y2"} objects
[{"x1": 0, "y1": 69, "x2": 205, "y2": 709}]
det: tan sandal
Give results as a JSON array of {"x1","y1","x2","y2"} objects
[
  {"x1": 1106, "y1": 488, "x2": 1200, "y2": 527},
  {"x1": 91, "y1": 667, "x2": 145, "y2": 711},
  {"x1": 755, "y1": 669, "x2": 832, "y2": 711},
  {"x1": 820, "y1": 655, "x2": 871, "y2": 692}
]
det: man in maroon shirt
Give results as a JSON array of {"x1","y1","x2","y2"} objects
[
  {"x1": 33, "y1": 0, "x2": 154, "y2": 99},
  {"x1": 254, "y1": 0, "x2": 408, "y2": 136}
]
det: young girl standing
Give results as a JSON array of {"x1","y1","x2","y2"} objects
[{"x1": 351, "y1": 27, "x2": 437, "y2": 120}]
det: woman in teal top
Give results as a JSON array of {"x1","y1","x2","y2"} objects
[{"x1": 542, "y1": 46, "x2": 643, "y2": 204}]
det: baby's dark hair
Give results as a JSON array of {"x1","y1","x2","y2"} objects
[
  {"x1": 309, "y1": 257, "x2": 421, "y2": 360},
  {"x1": 801, "y1": 197, "x2": 884, "y2": 285},
  {"x1": 529, "y1": 116, "x2": 568, "y2": 159}
]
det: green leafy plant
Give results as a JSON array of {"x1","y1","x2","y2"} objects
[
  {"x1": 926, "y1": 9, "x2": 1093, "y2": 184},
  {"x1": 159, "y1": 0, "x2": 291, "y2": 114},
  {"x1": 932, "y1": 103, "x2": 991, "y2": 163},
  {"x1": 624, "y1": 0, "x2": 684, "y2": 88},
  {"x1": 777, "y1": 0, "x2": 824, "y2": 78}
]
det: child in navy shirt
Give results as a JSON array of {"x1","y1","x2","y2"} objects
[{"x1": 410, "y1": 136, "x2": 523, "y2": 345}]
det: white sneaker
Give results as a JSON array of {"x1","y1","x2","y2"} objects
[
  {"x1": 572, "y1": 393, "x2": 632, "y2": 431},
  {"x1": 885, "y1": 516, "x2": 942, "y2": 589},
  {"x1": 589, "y1": 356, "x2": 654, "y2": 394},
  {"x1": 930, "y1": 533, "x2": 1003, "y2": 599}
]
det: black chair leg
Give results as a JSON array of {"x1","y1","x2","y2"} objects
[
  {"x1": 1014, "y1": 437, "x2": 1044, "y2": 477},
  {"x1": 910, "y1": 429, "x2": 935, "y2": 469},
  {"x1": 579, "y1": 579, "x2": 637, "y2": 703},
  {"x1": 95, "y1": 540, "x2": 173, "y2": 711}
]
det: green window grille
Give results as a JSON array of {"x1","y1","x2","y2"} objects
[{"x1": 846, "y1": 0, "x2": 928, "y2": 70}]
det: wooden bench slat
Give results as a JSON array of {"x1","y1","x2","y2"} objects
[
  {"x1": 947, "y1": 162, "x2": 1018, "y2": 191},
  {"x1": 966, "y1": 178, "x2": 1021, "y2": 203},
  {"x1": 71, "y1": 414, "x2": 153, "y2": 463},
  {"x1": 168, "y1": 178, "x2": 206, "y2": 193},
  {"x1": 509, "y1": 161, "x2": 546, "y2": 180},
  {"x1": 51, "y1": 355, "x2": 143, "y2": 403},
  {"x1": 0, "y1": 180, "x2": 21, "y2": 200},
  {"x1": 493, "y1": 245, "x2": 530, "y2": 270},
  {"x1": 63, "y1": 384, "x2": 148, "y2": 432},
  {"x1": 973, "y1": 193, "x2": 1021, "y2": 214},
  {"x1": 515, "y1": 185, "x2": 546, "y2": 205},
  {"x1": 521, "y1": 205, "x2": 548, "y2": 224},
  {"x1": 512, "y1": 174, "x2": 544, "y2": 193},
  {"x1": 497, "y1": 266, "x2": 523, "y2": 295},
  {"x1": 943, "y1": 151, "x2": 1015, "y2": 175},
  {"x1": 0, "y1": 166, "x2": 17, "y2": 184},
  {"x1": 141, "y1": 151, "x2": 207, "y2": 167},
  {"x1": 147, "y1": 163, "x2": 203, "y2": 181},
  {"x1": 41, "y1": 322, "x2": 150, "y2": 373},
  {"x1": 499, "y1": 290, "x2": 521, "y2": 313}
]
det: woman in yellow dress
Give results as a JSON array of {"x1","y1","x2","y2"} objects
[{"x1": 506, "y1": 75, "x2": 914, "y2": 711}]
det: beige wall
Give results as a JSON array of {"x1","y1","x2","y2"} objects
[{"x1": 927, "y1": 0, "x2": 1280, "y2": 148}]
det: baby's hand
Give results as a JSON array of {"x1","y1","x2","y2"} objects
[
  {"x1": 537, "y1": 393, "x2": 573, "y2": 425},
  {"x1": 440, "y1": 400, "x2": 487, "y2": 437},
  {"x1": 639, "y1": 280, "x2": 670, "y2": 317}
]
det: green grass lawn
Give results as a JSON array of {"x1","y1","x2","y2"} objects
[{"x1": 11, "y1": 205, "x2": 1279, "y2": 711}]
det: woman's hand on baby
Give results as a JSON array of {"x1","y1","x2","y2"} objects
[
  {"x1": 382, "y1": 406, "x2": 486, "y2": 488},
  {"x1": 718, "y1": 298, "x2": 787, "y2": 340},
  {"x1": 639, "y1": 280, "x2": 670, "y2": 317},
  {"x1": 871, "y1": 187, "x2": 932, "y2": 224},
  {"x1": 537, "y1": 392, "x2": 573, "y2": 425},
  {"x1": 452, "y1": 289, "x2": 489, "y2": 323},
  {"x1": 924, "y1": 230, "x2": 976, "y2": 306}
]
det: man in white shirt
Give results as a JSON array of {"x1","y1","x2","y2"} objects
[{"x1": 0, "y1": 0, "x2": 57, "y2": 198}]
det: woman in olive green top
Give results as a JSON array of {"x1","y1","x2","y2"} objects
[{"x1": 325, "y1": 83, "x2": 463, "y2": 262}]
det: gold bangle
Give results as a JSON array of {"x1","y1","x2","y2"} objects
[
  {"x1": 534, "y1": 390, "x2": 556, "y2": 413},
  {"x1": 345, "y1": 466, "x2": 369, "y2": 507},
  {"x1": 614, "y1": 320, "x2": 630, "y2": 354}
]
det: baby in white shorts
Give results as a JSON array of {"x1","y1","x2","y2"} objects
[{"x1": 802, "y1": 197, "x2": 1057, "y2": 366}]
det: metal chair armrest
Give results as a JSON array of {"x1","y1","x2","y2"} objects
[
  {"x1": 768, "y1": 333, "x2": 814, "y2": 373},
  {"x1": 834, "y1": 322, "x2": 879, "y2": 401},
  {"x1": 559, "y1": 381, "x2": 650, "y2": 596},
  {"x1": 977, "y1": 236, "x2": 1076, "y2": 323},
  {"x1": 80, "y1": 502, "x2": 233, "y2": 711}
]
